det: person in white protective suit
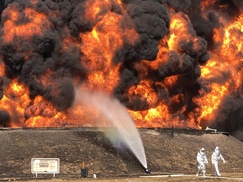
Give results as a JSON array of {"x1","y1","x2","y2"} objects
[
  {"x1": 211, "y1": 146, "x2": 226, "y2": 177},
  {"x1": 196, "y1": 147, "x2": 208, "y2": 176}
]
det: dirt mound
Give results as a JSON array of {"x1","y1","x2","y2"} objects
[{"x1": 0, "y1": 128, "x2": 242, "y2": 179}]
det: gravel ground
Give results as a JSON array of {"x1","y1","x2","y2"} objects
[
  {"x1": 3, "y1": 172, "x2": 243, "y2": 182},
  {"x1": 6, "y1": 173, "x2": 243, "y2": 182}
]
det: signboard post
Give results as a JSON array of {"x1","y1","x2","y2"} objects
[{"x1": 31, "y1": 158, "x2": 60, "y2": 177}]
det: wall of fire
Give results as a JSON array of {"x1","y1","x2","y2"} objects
[{"x1": 0, "y1": 0, "x2": 242, "y2": 140}]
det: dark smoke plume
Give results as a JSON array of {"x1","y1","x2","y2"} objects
[{"x1": 0, "y1": 110, "x2": 10, "y2": 127}]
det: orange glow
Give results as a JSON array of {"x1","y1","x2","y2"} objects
[
  {"x1": 221, "y1": 15, "x2": 243, "y2": 60},
  {"x1": 0, "y1": 80, "x2": 30, "y2": 127},
  {"x1": 30, "y1": 0, "x2": 38, "y2": 5},
  {"x1": 84, "y1": 0, "x2": 112, "y2": 23},
  {"x1": 168, "y1": 12, "x2": 196, "y2": 51},
  {"x1": 92, "y1": 29, "x2": 100, "y2": 42},
  {"x1": 0, "y1": 1, "x2": 243, "y2": 130},
  {"x1": 2, "y1": 6, "x2": 51, "y2": 43},
  {"x1": 198, "y1": 52, "x2": 240, "y2": 126},
  {"x1": 0, "y1": 61, "x2": 5, "y2": 77},
  {"x1": 212, "y1": 28, "x2": 222, "y2": 45},
  {"x1": 201, "y1": 0, "x2": 217, "y2": 11},
  {"x1": 80, "y1": 8, "x2": 138, "y2": 93}
]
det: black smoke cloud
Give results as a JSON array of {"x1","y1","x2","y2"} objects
[
  {"x1": 0, "y1": 110, "x2": 10, "y2": 127},
  {"x1": 0, "y1": 0, "x2": 86, "y2": 108},
  {"x1": 166, "y1": 0, "x2": 191, "y2": 13},
  {"x1": 117, "y1": 0, "x2": 170, "y2": 62},
  {"x1": 0, "y1": 1, "x2": 4, "y2": 22},
  {"x1": 232, "y1": 0, "x2": 243, "y2": 12},
  {"x1": 0, "y1": 0, "x2": 242, "y2": 141}
]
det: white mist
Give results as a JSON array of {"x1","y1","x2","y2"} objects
[{"x1": 74, "y1": 89, "x2": 147, "y2": 169}]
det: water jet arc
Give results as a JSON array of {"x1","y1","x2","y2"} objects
[{"x1": 74, "y1": 90, "x2": 147, "y2": 169}]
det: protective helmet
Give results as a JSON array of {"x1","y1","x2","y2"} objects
[
  {"x1": 215, "y1": 146, "x2": 220, "y2": 153},
  {"x1": 200, "y1": 147, "x2": 205, "y2": 153}
]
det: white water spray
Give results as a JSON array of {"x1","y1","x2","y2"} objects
[{"x1": 74, "y1": 89, "x2": 147, "y2": 169}]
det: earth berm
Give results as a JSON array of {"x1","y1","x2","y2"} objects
[{"x1": 0, "y1": 128, "x2": 242, "y2": 181}]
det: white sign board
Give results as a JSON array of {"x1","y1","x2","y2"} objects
[{"x1": 31, "y1": 158, "x2": 60, "y2": 177}]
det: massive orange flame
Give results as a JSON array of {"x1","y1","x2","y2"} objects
[
  {"x1": 197, "y1": 12, "x2": 243, "y2": 127},
  {"x1": 0, "y1": 0, "x2": 242, "y2": 129}
]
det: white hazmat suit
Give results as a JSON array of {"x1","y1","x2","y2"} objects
[
  {"x1": 196, "y1": 148, "x2": 208, "y2": 176},
  {"x1": 211, "y1": 146, "x2": 226, "y2": 176}
]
